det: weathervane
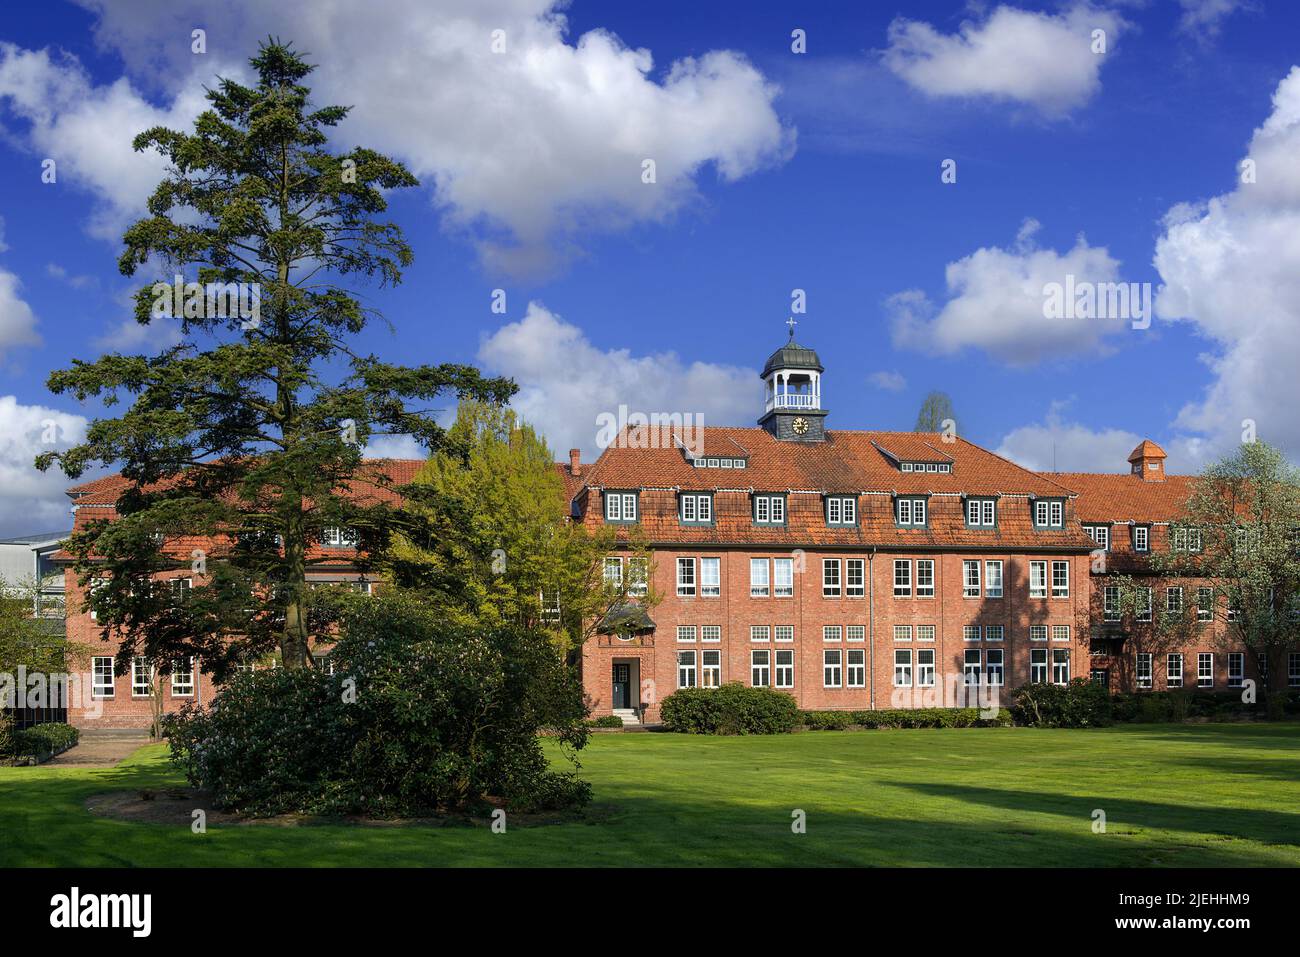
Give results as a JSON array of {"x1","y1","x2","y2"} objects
[{"x1": 786, "y1": 316, "x2": 797, "y2": 339}]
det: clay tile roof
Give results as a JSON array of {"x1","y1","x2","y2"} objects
[
  {"x1": 1127, "y1": 439, "x2": 1167, "y2": 462},
  {"x1": 1047, "y1": 472, "x2": 1196, "y2": 523}
]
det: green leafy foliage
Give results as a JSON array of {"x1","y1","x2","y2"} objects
[
  {"x1": 165, "y1": 591, "x2": 590, "y2": 816},
  {"x1": 14, "y1": 723, "x2": 79, "y2": 757},
  {"x1": 1110, "y1": 689, "x2": 1300, "y2": 723},
  {"x1": 800, "y1": 708, "x2": 1012, "y2": 730},
  {"x1": 659, "y1": 683, "x2": 800, "y2": 735},
  {"x1": 37, "y1": 42, "x2": 514, "y2": 676},
  {"x1": 1011, "y1": 679, "x2": 1113, "y2": 728}
]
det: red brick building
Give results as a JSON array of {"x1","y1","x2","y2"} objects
[{"x1": 574, "y1": 335, "x2": 1291, "y2": 723}]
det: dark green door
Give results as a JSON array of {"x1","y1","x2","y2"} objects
[{"x1": 612, "y1": 664, "x2": 630, "y2": 709}]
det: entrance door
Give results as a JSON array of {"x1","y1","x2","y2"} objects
[
  {"x1": 1090, "y1": 668, "x2": 1110, "y2": 689},
  {"x1": 612, "y1": 664, "x2": 631, "y2": 709}
]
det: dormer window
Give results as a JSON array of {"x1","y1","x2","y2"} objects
[
  {"x1": 692, "y1": 457, "x2": 747, "y2": 469},
  {"x1": 680, "y1": 493, "x2": 713, "y2": 525},
  {"x1": 322, "y1": 526, "x2": 359, "y2": 547},
  {"x1": 1033, "y1": 499, "x2": 1064, "y2": 529},
  {"x1": 754, "y1": 494, "x2": 786, "y2": 525},
  {"x1": 965, "y1": 498, "x2": 996, "y2": 527},
  {"x1": 895, "y1": 496, "x2": 927, "y2": 527},
  {"x1": 1085, "y1": 524, "x2": 1110, "y2": 550},
  {"x1": 1133, "y1": 525, "x2": 1150, "y2": 552},
  {"x1": 901, "y1": 461, "x2": 951, "y2": 474},
  {"x1": 604, "y1": 491, "x2": 638, "y2": 523},
  {"x1": 826, "y1": 495, "x2": 858, "y2": 526}
]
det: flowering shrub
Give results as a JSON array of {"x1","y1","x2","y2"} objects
[{"x1": 166, "y1": 592, "x2": 590, "y2": 816}]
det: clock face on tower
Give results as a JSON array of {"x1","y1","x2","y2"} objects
[{"x1": 792, "y1": 417, "x2": 809, "y2": 435}]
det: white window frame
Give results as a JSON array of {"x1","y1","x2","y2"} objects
[
  {"x1": 963, "y1": 560, "x2": 980, "y2": 598},
  {"x1": 750, "y1": 558, "x2": 770, "y2": 598},
  {"x1": 1137, "y1": 587, "x2": 1153, "y2": 622},
  {"x1": 603, "y1": 557, "x2": 623, "y2": 589},
  {"x1": 893, "y1": 649, "x2": 912, "y2": 687},
  {"x1": 916, "y1": 625, "x2": 936, "y2": 642},
  {"x1": 171, "y1": 657, "x2": 195, "y2": 697},
  {"x1": 963, "y1": 625, "x2": 981, "y2": 643},
  {"x1": 1133, "y1": 525, "x2": 1149, "y2": 552},
  {"x1": 847, "y1": 649, "x2": 866, "y2": 688},
  {"x1": 92, "y1": 656, "x2": 114, "y2": 699},
  {"x1": 774, "y1": 625, "x2": 794, "y2": 643},
  {"x1": 896, "y1": 497, "x2": 926, "y2": 526},
  {"x1": 847, "y1": 625, "x2": 865, "y2": 642},
  {"x1": 823, "y1": 650, "x2": 842, "y2": 688},
  {"x1": 1137, "y1": 653, "x2": 1153, "y2": 689},
  {"x1": 774, "y1": 650, "x2": 794, "y2": 689},
  {"x1": 677, "y1": 651, "x2": 697, "y2": 688},
  {"x1": 986, "y1": 648, "x2": 1004, "y2": 687},
  {"x1": 700, "y1": 557, "x2": 721, "y2": 597},
  {"x1": 1198, "y1": 652, "x2": 1214, "y2": 688},
  {"x1": 676, "y1": 557, "x2": 697, "y2": 597},
  {"x1": 702, "y1": 625, "x2": 721, "y2": 643},
  {"x1": 1029, "y1": 561, "x2": 1047, "y2": 599},
  {"x1": 701, "y1": 650, "x2": 721, "y2": 688},
  {"x1": 677, "y1": 625, "x2": 697, "y2": 644},
  {"x1": 823, "y1": 625, "x2": 843, "y2": 643},
  {"x1": 986, "y1": 625, "x2": 1004, "y2": 642},
  {"x1": 1052, "y1": 625, "x2": 1070, "y2": 643},
  {"x1": 893, "y1": 559, "x2": 912, "y2": 597},
  {"x1": 628, "y1": 558, "x2": 648, "y2": 597},
  {"x1": 604, "y1": 492, "x2": 637, "y2": 522},
  {"x1": 322, "y1": 526, "x2": 359, "y2": 548},
  {"x1": 750, "y1": 625, "x2": 770, "y2": 643},
  {"x1": 1051, "y1": 560, "x2": 1069, "y2": 599},
  {"x1": 751, "y1": 650, "x2": 770, "y2": 687},
  {"x1": 773, "y1": 557, "x2": 793, "y2": 597},
  {"x1": 131, "y1": 657, "x2": 152, "y2": 698},
  {"x1": 823, "y1": 558, "x2": 841, "y2": 598},
  {"x1": 680, "y1": 493, "x2": 712, "y2": 524},
  {"x1": 917, "y1": 649, "x2": 936, "y2": 687},
  {"x1": 916, "y1": 559, "x2": 935, "y2": 598},
  {"x1": 1030, "y1": 649, "x2": 1048, "y2": 683},
  {"x1": 1086, "y1": 525, "x2": 1110, "y2": 550},
  {"x1": 893, "y1": 624, "x2": 912, "y2": 643},
  {"x1": 1227, "y1": 652, "x2": 1244, "y2": 688},
  {"x1": 985, "y1": 561, "x2": 1003, "y2": 598},
  {"x1": 846, "y1": 558, "x2": 865, "y2": 597},
  {"x1": 1052, "y1": 649, "x2": 1070, "y2": 686},
  {"x1": 1167, "y1": 653, "x2": 1183, "y2": 688},
  {"x1": 964, "y1": 649, "x2": 982, "y2": 686}
]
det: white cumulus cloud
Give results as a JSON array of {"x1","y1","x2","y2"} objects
[
  {"x1": 0, "y1": 396, "x2": 90, "y2": 536},
  {"x1": 883, "y1": 3, "x2": 1123, "y2": 116},
  {"x1": 478, "y1": 301, "x2": 756, "y2": 457},
  {"x1": 996, "y1": 401, "x2": 1146, "y2": 473},
  {"x1": 1154, "y1": 66, "x2": 1300, "y2": 461}
]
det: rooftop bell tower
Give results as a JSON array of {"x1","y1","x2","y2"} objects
[{"x1": 758, "y1": 319, "x2": 827, "y2": 442}]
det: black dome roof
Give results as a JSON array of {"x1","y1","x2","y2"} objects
[{"x1": 761, "y1": 336, "x2": 824, "y2": 377}]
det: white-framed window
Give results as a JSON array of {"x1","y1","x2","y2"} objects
[
  {"x1": 1052, "y1": 625, "x2": 1070, "y2": 643},
  {"x1": 1034, "y1": 500, "x2": 1064, "y2": 528},
  {"x1": 847, "y1": 649, "x2": 866, "y2": 688},
  {"x1": 540, "y1": 589, "x2": 561, "y2": 625},
  {"x1": 1138, "y1": 587, "x2": 1153, "y2": 622},
  {"x1": 751, "y1": 650, "x2": 770, "y2": 687},
  {"x1": 894, "y1": 649, "x2": 912, "y2": 687},
  {"x1": 1133, "y1": 525, "x2": 1149, "y2": 552},
  {"x1": 131, "y1": 657, "x2": 152, "y2": 698},
  {"x1": 1085, "y1": 525, "x2": 1110, "y2": 550},
  {"x1": 917, "y1": 649, "x2": 936, "y2": 687},
  {"x1": 963, "y1": 649, "x2": 981, "y2": 686},
  {"x1": 680, "y1": 493, "x2": 712, "y2": 524},
  {"x1": 823, "y1": 559, "x2": 841, "y2": 597},
  {"x1": 774, "y1": 557, "x2": 793, "y2": 597},
  {"x1": 172, "y1": 657, "x2": 195, "y2": 697},
  {"x1": 985, "y1": 561, "x2": 1003, "y2": 598},
  {"x1": 846, "y1": 559, "x2": 865, "y2": 597},
  {"x1": 92, "y1": 656, "x2": 115, "y2": 698},
  {"x1": 1137, "y1": 653, "x2": 1153, "y2": 689},
  {"x1": 916, "y1": 559, "x2": 935, "y2": 597},
  {"x1": 916, "y1": 624, "x2": 936, "y2": 642},
  {"x1": 1103, "y1": 585, "x2": 1120, "y2": 621},
  {"x1": 677, "y1": 651, "x2": 697, "y2": 688},
  {"x1": 986, "y1": 649, "x2": 1004, "y2": 687},
  {"x1": 894, "y1": 559, "x2": 911, "y2": 597},
  {"x1": 604, "y1": 492, "x2": 637, "y2": 522},
  {"x1": 1051, "y1": 561, "x2": 1069, "y2": 598},
  {"x1": 603, "y1": 557, "x2": 623, "y2": 589},
  {"x1": 963, "y1": 625, "x2": 981, "y2": 642},
  {"x1": 750, "y1": 625, "x2": 771, "y2": 643},
  {"x1": 774, "y1": 625, "x2": 794, "y2": 642},
  {"x1": 677, "y1": 625, "x2": 697, "y2": 644},
  {"x1": 754, "y1": 494, "x2": 786, "y2": 525},
  {"x1": 750, "y1": 558, "x2": 770, "y2": 598},
  {"x1": 1227, "y1": 652, "x2": 1244, "y2": 688},
  {"x1": 838, "y1": 625, "x2": 860, "y2": 643},
  {"x1": 985, "y1": 625, "x2": 1004, "y2": 642},
  {"x1": 676, "y1": 557, "x2": 696, "y2": 597},
  {"x1": 1197, "y1": 587, "x2": 1213, "y2": 622},
  {"x1": 1029, "y1": 561, "x2": 1047, "y2": 598},
  {"x1": 963, "y1": 560, "x2": 980, "y2": 598},
  {"x1": 1172, "y1": 527, "x2": 1202, "y2": 552},
  {"x1": 1167, "y1": 653, "x2": 1183, "y2": 688},
  {"x1": 1030, "y1": 648, "x2": 1048, "y2": 683},
  {"x1": 895, "y1": 497, "x2": 926, "y2": 526},
  {"x1": 823, "y1": 650, "x2": 842, "y2": 688},
  {"x1": 88, "y1": 577, "x2": 108, "y2": 620},
  {"x1": 322, "y1": 526, "x2": 359, "y2": 547},
  {"x1": 966, "y1": 498, "x2": 996, "y2": 527},
  {"x1": 1166, "y1": 586, "x2": 1183, "y2": 615},
  {"x1": 169, "y1": 577, "x2": 192, "y2": 604},
  {"x1": 702, "y1": 625, "x2": 721, "y2": 643},
  {"x1": 1030, "y1": 625, "x2": 1047, "y2": 642},
  {"x1": 775, "y1": 650, "x2": 794, "y2": 688},
  {"x1": 700, "y1": 557, "x2": 721, "y2": 597},
  {"x1": 1052, "y1": 649, "x2": 1070, "y2": 686},
  {"x1": 827, "y1": 496, "x2": 857, "y2": 526},
  {"x1": 702, "y1": 650, "x2": 721, "y2": 688},
  {"x1": 893, "y1": 624, "x2": 912, "y2": 642},
  {"x1": 823, "y1": 625, "x2": 843, "y2": 643},
  {"x1": 628, "y1": 558, "x2": 648, "y2": 596},
  {"x1": 1289, "y1": 653, "x2": 1300, "y2": 688},
  {"x1": 1198, "y1": 653, "x2": 1214, "y2": 688}
]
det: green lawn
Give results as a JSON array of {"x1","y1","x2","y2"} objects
[{"x1": 2, "y1": 723, "x2": 1298, "y2": 866}]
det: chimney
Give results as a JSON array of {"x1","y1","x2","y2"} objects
[
  {"x1": 569, "y1": 448, "x2": 581, "y2": 477},
  {"x1": 1127, "y1": 440, "x2": 1167, "y2": 482}
]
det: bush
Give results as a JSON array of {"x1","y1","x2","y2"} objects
[
  {"x1": 800, "y1": 708, "x2": 1012, "y2": 730},
  {"x1": 660, "y1": 683, "x2": 799, "y2": 735},
  {"x1": 1011, "y1": 679, "x2": 1113, "y2": 728},
  {"x1": 166, "y1": 592, "x2": 591, "y2": 817},
  {"x1": 0, "y1": 711, "x2": 14, "y2": 759},
  {"x1": 1110, "y1": 688, "x2": 1300, "y2": 723},
  {"x1": 586, "y1": 715, "x2": 625, "y2": 729},
  {"x1": 15, "y1": 722, "x2": 79, "y2": 757}
]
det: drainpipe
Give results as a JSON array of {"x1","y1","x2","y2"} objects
[{"x1": 868, "y1": 547, "x2": 877, "y2": 710}]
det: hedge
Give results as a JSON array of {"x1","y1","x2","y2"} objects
[
  {"x1": 1110, "y1": 688, "x2": 1300, "y2": 723},
  {"x1": 15, "y1": 722, "x2": 79, "y2": 757},
  {"x1": 660, "y1": 683, "x2": 799, "y2": 734},
  {"x1": 1011, "y1": 679, "x2": 1113, "y2": 727},
  {"x1": 0, "y1": 712, "x2": 13, "y2": 758},
  {"x1": 799, "y1": 708, "x2": 1012, "y2": 730},
  {"x1": 586, "y1": 715, "x2": 625, "y2": 729}
]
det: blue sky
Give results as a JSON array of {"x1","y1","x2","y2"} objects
[{"x1": 1, "y1": 0, "x2": 1298, "y2": 534}]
